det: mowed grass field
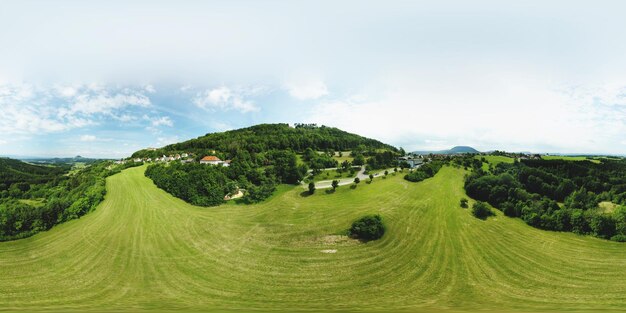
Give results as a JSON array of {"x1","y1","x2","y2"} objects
[
  {"x1": 0, "y1": 166, "x2": 625, "y2": 312},
  {"x1": 542, "y1": 155, "x2": 601, "y2": 164},
  {"x1": 476, "y1": 155, "x2": 514, "y2": 171}
]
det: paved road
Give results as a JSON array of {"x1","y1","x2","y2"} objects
[{"x1": 304, "y1": 166, "x2": 395, "y2": 189}]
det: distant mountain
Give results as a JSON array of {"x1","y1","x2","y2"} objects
[{"x1": 412, "y1": 146, "x2": 480, "y2": 155}]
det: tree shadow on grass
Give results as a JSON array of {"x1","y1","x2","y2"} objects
[
  {"x1": 299, "y1": 191, "x2": 313, "y2": 197},
  {"x1": 325, "y1": 189, "x2": 336, "y2": 194},
  {"x1": 350, "y1": 185, "x2": 357, "y2": 189}
]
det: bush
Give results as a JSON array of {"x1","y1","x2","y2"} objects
[
  {"x1": 472, "y1": 201, "x2": 494, "y2": 220},
  {"x1": 349, "y1": 214, "x2": 386, "y2": 241},
  {"x1": 460, "y1": 198, "x2": 468, "y2": 208},
  {"x1": 611, "y1": 234, "x2": 626, "y2": 242}
]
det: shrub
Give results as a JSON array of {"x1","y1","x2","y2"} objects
[
  {"x1": 349, "y1": 214, "x2": 385, "y2": 241},
  {"x1": 308, "y1": 182, "x2": 315, "y2": 195},
  {"x1": 460, "y1": 198, "x2": 468, "y2": 208},
  {"x1": 472, "y1": 201, "x2": 494, "y2": 220}
]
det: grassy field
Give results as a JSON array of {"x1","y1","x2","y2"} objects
[
  {"x1": 476, "y1": 155, "x2": 514, "y2": 171},
  {"x1": 542, "y1": 155, "x2": 601, "y2": 163},
  {"x1": 0, "y1": 166, "x2": 624, "y2": 312}
]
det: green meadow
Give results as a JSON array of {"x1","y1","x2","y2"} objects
[
  {"x1": 0, "y1": 165, "x2": 624, "y2": 312},
  {"x1": 542, "y1": 155, "x2": 601, "y2": 163}
]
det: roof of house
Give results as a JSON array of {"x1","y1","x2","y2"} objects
[{"x1": 200, "y1": 156, "x2": 221, "y2": 162}]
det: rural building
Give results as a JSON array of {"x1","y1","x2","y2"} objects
[
  {"x1": 200, "y1": 156, "x2": 231, "y2": 166},
  {"x1": 200, "y1": 156, "x2": 222, "y2": 165},
  {"x1": 398, "y1": 156, "x2": 424, "y2": 168}
]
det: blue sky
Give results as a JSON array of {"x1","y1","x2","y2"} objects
[{"x1": 3, "y1": 1, "x2": 626, "y2": 157}]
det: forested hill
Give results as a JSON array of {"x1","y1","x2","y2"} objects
[
  {"x1": 0, "y1": 158, "x2": 66, "y2": 187},
  {"x1": 132, "y1": 123, "x2": 397, "y2": 158}
]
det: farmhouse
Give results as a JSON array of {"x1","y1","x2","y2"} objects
[
  {"x1": 200, "y1": 156, "x2": 231, "y2": 166},
  {"x1": 200, "y1": 156, "x2": 222, "y2": 165}
]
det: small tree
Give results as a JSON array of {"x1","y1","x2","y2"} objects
[
  {"x1": 308, "y1": 182, "x2": 316, "y2": 195},
  {"x1": 350, "y1": 214, "x2": 386, "y2": 241},
  {"x1": 369, "y1": 174, "x2": 374, "y2": 182},
  {"x1": 460, "y1": 198, "x2": 468, "y2": 208},
  {"x1": 472, "y1": 201, "x2": 494, "y2": 219},
  {"x1": 384, "y1": 170, "x2": 389, "y2": 177},
  {"x1": 354, "y1": 177, "x2": 360, "y2": 185},
  {"x1": 394, "y1": 168, "x2": 398, "y2": 174},
  {"x1": 331, "y1": 180, "x2": 339, "y2": 191}
]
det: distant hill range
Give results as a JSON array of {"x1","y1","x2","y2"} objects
[
  {"x1": 412, "y1": 146, "x2": 480, "y2": 155},
  {"x1": 21, "y1": 155, "x2": 106, "y2": 165}
]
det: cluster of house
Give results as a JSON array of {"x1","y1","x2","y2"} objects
[{"x1": 115, "y1": 153, "x2": 232, "y2": 167}]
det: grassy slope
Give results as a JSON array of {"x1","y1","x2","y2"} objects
[
  {"x1": 0, "y1": 166, "x2": 624, "y2": 312},
  {"x1": 476, "y1": 155, "x2": 514, "y2": 171}
]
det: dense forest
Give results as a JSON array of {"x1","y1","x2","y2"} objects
[
  {"x1": 0, "y1": 159, "x2": 140, "y2": 241},
  {"x1": 0, "y1": 158, "x2": 67, "y2": 188},
  {"x1": 465, "y1": 158, "x2": 626, "y2": 241}
]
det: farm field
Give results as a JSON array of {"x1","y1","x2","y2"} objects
[
  {"x1": 542, "y1": 155, "x2": 601, "y2": 163},
  {"x1": 0, "y1": 166, "x2": 624, "y2": 312},
  {"x1": 476, "y1": 155, "x2": 514, "y2": 171}
]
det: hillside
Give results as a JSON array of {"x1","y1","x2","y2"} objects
[
  {"x1": 0, "y1": 158, "x2": 66, "y2": 187},
  {"x1": 413, "y1": 146, "x2": 479, "y2": 155},
  {"x1": 0, "y1": 165, "x2": 623, "y2": 312},
  {"x1": 132, "y1": 123, "x2": 397, "y2": 158}
]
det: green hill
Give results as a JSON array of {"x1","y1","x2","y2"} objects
[
  {"x1": 0, "y1": 165, "x2": 623, "y2": 312},
  {"x1": 132, "y1": 123, "x2": 397, "y2": 158},
  {"x1": 0, "y1": 158, "x2": 66, "y2": 187}
]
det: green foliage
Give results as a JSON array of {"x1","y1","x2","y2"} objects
[
  {"x1": 0, "y1": 160, "x2": 134, "y2": 241},
  {"x1": 349, "y1": 214, "x2": 386, "y2": 241},
  {"x1": 132, "y1": 123, "x2": 397, "y2": 159},
  {"x1": 308, "y1": 182, "x2": 315, "y2": 195},
  {"x1": 331, "y1": 180, "x2": 339, "y2": 191},
  {"x1": 0, "y1": 158, "x2": 66, "y2": 187},
  {"x1": 460, "y1": 198, "x2": 468, "y2": 208},
  {"x1": 404, "y1": 161, "x2": 444, "y2": 183},
  {"x1": 471, "y1": 201, "x2": 494, "y2": 219},
  {"x1": 464, "y1": 158, "x2": 626, "y2": 240},
  {"x1": 354, "y1": 177, "x2": 360, "y2": 184}
]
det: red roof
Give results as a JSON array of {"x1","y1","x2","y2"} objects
[{"x1": 201, "y1": 156, "x2": 221, "y2": 162}]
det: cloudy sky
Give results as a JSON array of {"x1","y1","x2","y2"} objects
[{"x1": 3, "y1": 0, "x2": 626, "y2": 157}]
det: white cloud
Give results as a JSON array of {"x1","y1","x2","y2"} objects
[
  {"x1": 307, "y1": 76, "x2": 626, "y2": 154},
  {"x1": 284, "y1": 79, "x2": 328, "y2": 100},
  {"x1": 0, "y1": 84, "x2": 152, "y2": 139},
  {"x1": 151, "y1": 116, "x2": 173, "y2": 127},
  {"x1": 193, "y1": 86, "x2": 260, "y2": 113},
  {"x1": 144, "y1": 84, "x2": 156, "y2": 93},
  {"x1": 156, "y1": 136, "x2": 180, "y2": 147},
  {"x1": 80, "y1": 135, "x2": 97, "y2": 142}
]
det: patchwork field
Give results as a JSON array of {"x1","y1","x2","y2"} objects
[{"x1": 0, "y1": 166, "x2": 624, "y2": 312}]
